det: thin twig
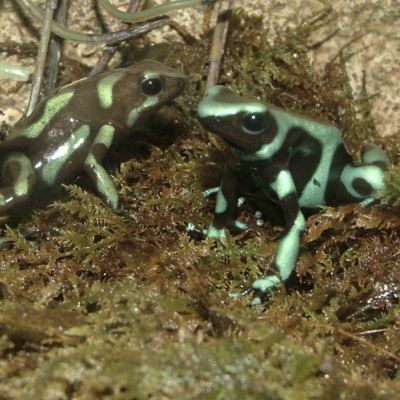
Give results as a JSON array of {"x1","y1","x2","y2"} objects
[
  {"x1": 19, "y1": 0, "x2": 167, "y2": 43},
  {"x1": 45, "y1": 0, "x2": 68, "y2": 94},
  {"x1": 91, "y1": 0, "x2": 143, "y2": 76},
  {"x1": 309, "y1": 320, "x2": 400, "y2": 363},
  {"x1": 26, "y1": 0, "x2": 57, "y2": 116},
  {"x1": 205, "y1": 1, "x2": 233, "y2": 91},
  {"x1": 354, "y1": 328, "x2": 389, "y2": 336},
  {"x1": 90, "y1": 14, "x2": 170, "y2": 72},
  {"x1": 258, "y1": 315, "x2": 400, "y2": 363},
  {"x1": 99, "y1": 0, "x2": 223, "y2": 23},
  {"x1": 107, "y1": 17, "x2": 171, "y2": 45}
]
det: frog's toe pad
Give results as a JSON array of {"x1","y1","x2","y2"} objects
[
  {"x1": 251, "y1": 296, "x2": 262, "y2": 306},
  {"x1": 252, "y1": 276, "x2": 281, "y2": 293},
  {"x1": 206, "y1": 224, "x2": 226, "y2": 241}
]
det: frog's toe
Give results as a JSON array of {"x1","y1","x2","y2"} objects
[
  {"x1": 202, "y1": 187, "x2": 220, "y2": 198},
  {"x1": 228, "y1": 288, "x2": 262, "y2": 305},
  {"x1": 251, "y1": 296, "x2": 262, "y2": 306},
  {"x1": 247, "y1": 276, "x2": 281, "y2": 305},
  {"x1": 240, "y1": 283, "x2": 272, "y2": 306},
  {"x1": 112, "y1": 202, "x2": 124, "y2": 215},
  {"x1": 186, "y1": 223, "x2": 207, "y2": 238},
  {"x1": 252, "y1": 275, "x2": 281, "y2": 293},
  {"x1": 240, "y1": 286, "x2": 262, "y2": 306},
  {"x1": 233, "y1": 220, "x2": 248, "y2": 231}
]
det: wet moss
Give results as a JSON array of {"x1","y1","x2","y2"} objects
[{"x1": 0, "y1": 7, "x2": 399, "y2": 400}]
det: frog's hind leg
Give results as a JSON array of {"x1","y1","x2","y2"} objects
[
  {"x1": 83, "y1": 125, "x2": 123, "y2": 213},
  {"x1": 0, "y1": 151, "x2": 35, "y2": 215},
  {"x1": 340, "y1": 144, "x2": 389, "y2": 207},
  {"x1": 359, "y1": 144, "x2": 390, "y2": 206},
  {"x1": 361, "y1": 143, "x2": 390, "y2": 169},
  {"x1": 340, "y1": 144, "x2": 390, "y2": 207}
]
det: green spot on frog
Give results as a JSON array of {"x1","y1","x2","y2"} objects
[
  {"x1": 20, "y1": 91, "x2": 74, "y2": 139},
  {"x1": 97, "y1": 72, "x2": 126, "y2": 109}
]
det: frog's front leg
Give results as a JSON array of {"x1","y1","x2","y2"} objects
[
  {"x1": 251, "y1": 169, "x2": 306, "y2": 298},
  {"x1": 83, "y1": 125, "x2": 123, "y2": 213},
  {"x1": 0, "y1": 152, "x2": 36, "y2": 215},
  {"x1": 207, "y1": 168, "x2": 248, "y2": 240}
]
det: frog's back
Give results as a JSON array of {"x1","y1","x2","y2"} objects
[
  {"x1": 271, "y1": 108, "x2": 353, "y2": 208},
  {"x1": 287, "y1": 127, "x2": 352, "y2": 208},
  {"x1": 0, "y1": 60, "x2": 186, "y2": 185},
  {"x1": 1, "y1": 69, "x2": 131, "y2": 155}
]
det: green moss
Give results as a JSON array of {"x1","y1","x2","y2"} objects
[
  {"x1": 382, "y1": 164, "x2": 400, "y2": 206},
  {"x1": 0, "y1": 6, "x2": 399, "y2": 400}
]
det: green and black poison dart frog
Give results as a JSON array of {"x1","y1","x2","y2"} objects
[
  {"x1": 0, "y1": 60, "x2": 186, "y2": 215},
  {"x1": 196, "y1": 85, "x2": 390, "y2": 301}
]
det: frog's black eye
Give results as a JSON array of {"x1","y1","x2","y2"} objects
[
  {"x1": 140, "y1": 77, "x2": 163, "y2": 96},
  {"x1": 242, "y1": 112, "x2": 269, "y2": 134}
]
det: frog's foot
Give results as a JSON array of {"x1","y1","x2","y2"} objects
[
  {"x1": 234, "y1": 276, "x2": 282, "y2": 305},
  {"x1": 208, "y1": 219, "x2": 249, "y2": 240},
  {"x1": 359, "y1": 197, "x2": 378, "y2": 208},
  {"x1": 249, "y1": 275, "x2": 282, "y2": 305},
  {"x1": 206, "y1": 222, "x2": 226, "y2": 241},
  {"x1": 252, "y1": 275, "x2": 281, "y2": 292},
  {"x1": 187, "y1": 218, "x2": 249, "y2": 241},
  {"x1": 186, "y1": 222, "x2": 208, "y2": 237},
  {"x1": 202, "y1": 187, "x2": 220, "y2": 198}
]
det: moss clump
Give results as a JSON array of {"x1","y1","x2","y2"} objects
[{"x1": 0, "y1": 6, "x2": 399, "y2": 400}]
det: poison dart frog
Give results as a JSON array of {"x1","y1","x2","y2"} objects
[
  {"x1": 0, "y1": 60, "x2": 186, "y2": 215},
  {"x1": 196, "y1": 85, "x2": 390, "y2": 302}
]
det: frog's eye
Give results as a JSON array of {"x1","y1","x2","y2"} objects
[
  {"x1": 140, "y1": 77, "x2": 163, "y2": 96},
  {"x1": 242, "y1": 112, "x2": 269, "y2": 134}
]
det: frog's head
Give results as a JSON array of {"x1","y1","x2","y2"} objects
[
  {"x1": 112, "y1": 60, "x2": 186, "y2": 127},
  {"x1": 197, "y1": 86, "x2": 278, "y2": 153},
  {"x1": 133, "y1": 59, "x2": 186, "y2": 102}
]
